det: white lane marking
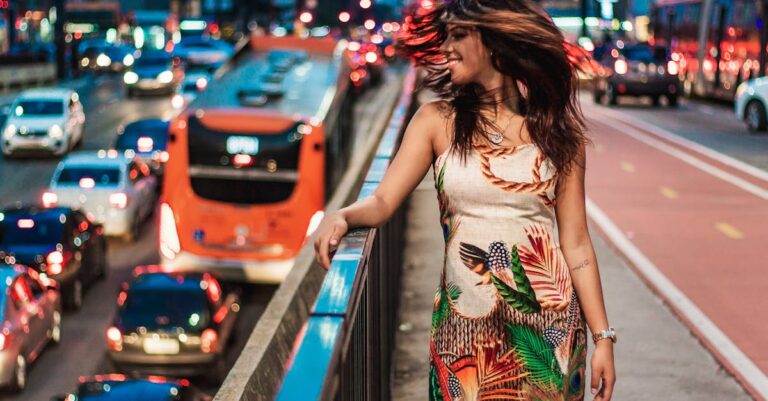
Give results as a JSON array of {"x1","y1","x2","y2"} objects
[
  {"x1": 591, "y1": 106, "x2": 768, "y2": 183},
  {"x1": 586, "y1": 197, "x2": 768, "y2": 398},
  {"x1": 590, "y1": 115, "x2": 768, "y2": 201}
]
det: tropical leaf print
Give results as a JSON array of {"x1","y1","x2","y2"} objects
[
  {"x1": 436, "y1": 161, "x2": 460, "y2": 243},
  {"x1": 429, "y1": 364, "x2": 446, "y2": 401},
  {"x1": 508, "y1": 244, "x2": 538, "y2": 305},
  {"x1": 518, "y1": 224, "x2": 572, "y2": 311},
  {"x1": 506, "y1": 323, "x2": 563, "y2": 392},
  {"x1": 432, "y1": 282, "x2": 462, "y2": 333},
  {"x1": 491, "y1": 274, "x2": 541, "y2": 314}
]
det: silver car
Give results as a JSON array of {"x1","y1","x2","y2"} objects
[
  {"x1": 1, "y1": 88, "x2": 85, "y2": 157},
  {"x1": 43, "y1": 151, "x2": 159, "y2": 241},
  {"x1": 0, "y1": 265, "x2": 62, "y2": 392}
]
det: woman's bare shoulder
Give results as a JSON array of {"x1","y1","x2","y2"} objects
[{"x1": 408, "y1": 100, "x2": 453, "y2": 141}]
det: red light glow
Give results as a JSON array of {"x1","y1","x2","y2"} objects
[
  {"x1": 299, "y1": 12, "x2": 313, "y2": 24},
  {"x1": 17, "y1": 219, "x2": 35, "y2": 229},
  {"x1": 338, "y1": 11, "x2": 351, "y2": 23},
  {"x1": 232, "y1": 154, "x2": 253, "y2": 167},
  {"x1": 137, "y1": 137, "x2": 154, "y2": 152}
]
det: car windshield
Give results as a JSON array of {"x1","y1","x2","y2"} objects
[
  {"x1": 14, "y1": 100, "x2": 63, "y2": 116},
  {"x1": 119, "y1": 288, "x2": 211, "y2": 331},
  {"x1": 622, "y1": 46, "x2": 667, "y2": 63},
  {"x1": 57, "y1": 167, "x2": 121, "y2": 186},
  {"x1": 136, "y1": 56, "x2": 170, "y2": 67},
  {"x1": 0, "y1": 218, "x2": 64, "y2": 245}
]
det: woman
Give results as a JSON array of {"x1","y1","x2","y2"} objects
[{"x1": 314, "y1": 0, "x2": 616, "y2": 399}]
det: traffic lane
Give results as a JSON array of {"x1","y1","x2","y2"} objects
[
  {"x1": 4, "y1": 216, "x2": 278, "y2": 400},
  {"x1": 582, "y1": 91, "x2": 768, "y2": 171},
  {"x1": 583, "y1": 113, "x2": 768, "y2": 374},
  {"x1": 0, "y1": 79, "x2": 174, "y2": 206}
]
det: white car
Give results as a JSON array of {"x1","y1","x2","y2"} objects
[
  {"x1": 2, "y1": 88, "x2": 85, "y2": 157},
  {"x1": 42, "y1": 150, "x2": 158, "y2": 241},
  {"x1": 173, "y1": 37, "x2": 233, "y2": 69},
  {"x1": 735, "y1": 77, "x2": 768, "y2": 132}
]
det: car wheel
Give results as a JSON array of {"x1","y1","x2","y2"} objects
[
  {"x1": 50, "y1": 310, "x2": 62, "y2": 345},
  {"x1": 651, "y1": 95, "x2": 661, "y2": 107},
  {"x1": 667, "y1": 95, "x2": 679, "y2": 108},
  {"x1": 593, "y1": 89, "x2": 603, "y2": 104},
  {"x1": 127, "y1": 88, "x2": 135, "y2": 98},
  {"x1": 605, "y1": 84, "x2": 617, "y2": 106},
  {"x1": 745, "y1": 100, "x2": 768, "y2": 132},
  {"x1": 10, "y1": 354, "x2": 27, "y2": 392},
  {"x1": 207, "y1": 356, "x2": 228, "y2": 385},
  {"x1": 66, "y1": 279, "x2": 83, "y2": 310}
]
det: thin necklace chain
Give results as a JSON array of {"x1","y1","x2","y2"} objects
[{"x1": 489, "y1": 112, "x2": 516, "y2": 145}]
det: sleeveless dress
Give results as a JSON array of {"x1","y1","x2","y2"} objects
[{"x1": 429, "y1": 142, "x2": 586, "y2": 401}]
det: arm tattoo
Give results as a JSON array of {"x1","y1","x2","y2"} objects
[{"x1": 571, "y1": 259, "x2": 590, "y2": 272}]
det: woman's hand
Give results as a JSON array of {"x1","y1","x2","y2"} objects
[
  {"x1": 590, "y1": 341, "x2": 616, "y2": 400},
  {"x1": 313, "y1": 211, "x2": 349, "y2": 269}
]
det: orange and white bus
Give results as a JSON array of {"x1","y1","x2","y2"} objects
[{"x1": 159, "y1": 36, "x2": 354, "y2": 283}]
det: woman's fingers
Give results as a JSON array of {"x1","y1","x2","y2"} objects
[
  {"x1": 592, "y1": 371, "x2": 616, "y2": 401},
  {"x1": 590, "y1": 366, "x2": 602, "y2": 396}
]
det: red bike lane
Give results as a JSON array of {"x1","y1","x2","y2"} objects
[{"x1": 582, "y1": 110, "x2": 768, "y2": 399}]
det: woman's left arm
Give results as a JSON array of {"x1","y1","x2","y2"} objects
[{"x1": 555, "y1": 145, "x2": 616, "y2": 401}]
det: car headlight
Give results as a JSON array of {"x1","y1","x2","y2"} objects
[
  {"x1": 2, "y1": 124, "x2": 16, "y2": 139},
  {"x1": 124, "y1": 71, "x2": 139, "y2": 85},
  {"x1": 123, "y1": 54, "x2": 134, "y2": 67},
  {"x1": 157, "y1": 70, "x2": 174, "y2": 84},
  {"x1": 96, "y1": 53, "x2": 112, "y2": 67},
  {"x1": 48, "y1": 124, "x2": 63, "y2": 139},
  {"x1": 735, "y1": 82, "x2": 748, "y2": 99}
]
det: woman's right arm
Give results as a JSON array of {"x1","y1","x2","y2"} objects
[{"x1": 313, "y1": 102, "x2": 444, "y2": 268}]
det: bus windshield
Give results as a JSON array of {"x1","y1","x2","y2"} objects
[{"x1": 186, "y1": 116, "x2": 303, "y2": 204}]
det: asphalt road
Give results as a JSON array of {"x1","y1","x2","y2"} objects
[{"x1": 0, "y1": 62, "x2": 403, "y2": 399}]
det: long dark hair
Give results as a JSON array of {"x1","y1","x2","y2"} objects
[{"x1": 399, "y1": 0, "x2": 589, "y2": 175}]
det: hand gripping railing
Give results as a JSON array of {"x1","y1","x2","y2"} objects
[{"x1": 273, "y1": 68, "x2": 417, "y2": 401}]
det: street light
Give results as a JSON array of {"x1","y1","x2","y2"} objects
[
  {"x1": 360, "y1": 0, "x2": 371, "y2": 10},
  {"x1": 364, "y1": 19, "x2": 375, "y2": 30},
  {"x1": 339, "y1": 11, "x2": 351, "y2": 23},
  {"x1": 299, "y1": 11, "x2": 313, "y2": 24}
]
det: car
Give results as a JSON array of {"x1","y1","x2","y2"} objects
[
  {"x1": 42, "y1": 151, "x2": 159, "y2": 241},
  {"x1": 266, "y1": 49, "x2": 308, "y2": 73},
  {"x1": 172, "y1": 37, "x2": 233, "y2": 70},
  {"x1": 171, "y1": 72, "x2": 210, "y2": 111},
  {"x1": 0, "y1": 206, "x2": 107, "y2": 310},
  {"x1": 735, "y1": 77, "x2": 768, "y2": 132},
  {"x1": 0, "y1": 264, "x2": 62, "y2": 391},
  {"x1": 593, "y1": 43, "x2": 680, "y2": 107},
  {"x1": 115, "y1": 119, "x2": 171, "y2": 174},
  {"x1": 80, "y1": 44, "x2": 137, "y2": 73},
  {"x1": 106, "y1": 268, "x2": 239, "y2": 383},
  {"x1": 124, "y1": 51, "x2": 184, "y2": 97},
  {"x1": 51, "y1": 374, "x2": 213, "y2": 401},
  {"x1": 1, "y1": 88, "x2": 85, "y2": 157}
]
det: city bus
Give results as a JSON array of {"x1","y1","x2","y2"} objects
[
  {"x1": 650, "y1": 0, "x2": 767, "y2": 100},
  {"x1": 159, "y1": 36, "x2": 354, "y2": 283}
]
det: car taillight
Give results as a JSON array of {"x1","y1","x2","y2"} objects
[
  {"x1": 614, "y1": 59, "x2": 628, "y2": 75},
  {"x1": 667, "y1": 60, "x2": 679, "y2": 75},
  {"x1": 106, "y1": 326, "x2": 123, "y2": 351},
  {"x1": 47, "y1": 251, "x2": 65, "y2": 275},
  {"x1": 159, "y1": 203, "x2": 180, "y2": 260},
  {"x1": 201, "y1": 328, "x2": 218, "y2": 353},
  {"x1": 42, "y1": 192, "x2": 58, "y2": 208},
  {"x1": 109, "y1": 193, "x2": 128, "y2": 209},
  {"x1": 137, "y1": 137, "x2": 154, "y2": 153}
]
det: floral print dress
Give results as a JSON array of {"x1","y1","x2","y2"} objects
[{"x1": 429, "y1": 143, "x2": 586, "y2": 401}]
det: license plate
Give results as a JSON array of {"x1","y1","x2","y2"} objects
[{"x1": 143, "y1": 338, "x2": 180, "y2": 355}]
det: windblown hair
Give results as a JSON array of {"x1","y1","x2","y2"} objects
[{"x1": 399, "y1": 0, "x2": 589, "y2": 175}]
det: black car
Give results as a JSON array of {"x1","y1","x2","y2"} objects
[
  {"x1": 115, "y1": 119, "x2": 170, "y2": 173},
  {"x1": 106, "y1": 268, "x2": 239, "y2": 383},
  {"x1": 52, "y1": 375, "x2": 212, "y2": 401},
  {"x1": 593, "y1": 43, "x2": 680, "y2": 107},
  {"x1": 0, "y1": 206, "x2": 107, "y2": 310}
]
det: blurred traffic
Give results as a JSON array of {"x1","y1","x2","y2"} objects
[{"x1": 0, "y1": 0, "x2": 400, "y2": 398}]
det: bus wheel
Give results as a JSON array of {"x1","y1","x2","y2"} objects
[
  {"x1": 606, "y1": 84, "x2": 617, "y2": 106},
  {"x1": 667, "y1": 95, "x2": 679, "y2": 108},
  {"x1": 746, "y1": 100, "x2": 768, "y2": 132}
]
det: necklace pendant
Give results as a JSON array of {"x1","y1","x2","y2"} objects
[{"x1": 489, "y1": 132, "x2": 503, "y2": 145}]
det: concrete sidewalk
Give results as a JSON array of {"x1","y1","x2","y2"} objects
[{"x1": 391, "y1": 172, "x2": 751, "y2": 400}]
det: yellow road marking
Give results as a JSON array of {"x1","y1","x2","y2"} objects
[
  {"x1": 621, "y1": 161, "x2": 636, "y2": 173},
  {"x1": 659, "y1": 186, "x2": 679, "y2": 199},
  {"x1": 715, "y1": 222, "x2": 744, "y2": 240}
]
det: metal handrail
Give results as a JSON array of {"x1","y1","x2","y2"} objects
[{"x1": 274, "y1": 68, "x2": 417, "y2": 401}]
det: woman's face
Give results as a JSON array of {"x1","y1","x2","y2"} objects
[{"x1": 440, "y1": 24, "x2": 493, "y2": 85}]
